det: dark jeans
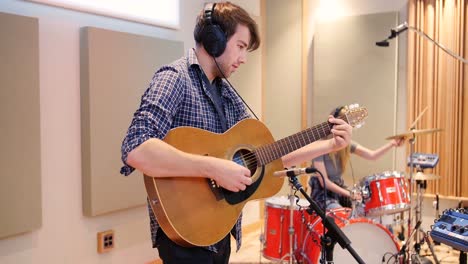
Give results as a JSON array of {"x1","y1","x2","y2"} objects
[{"x1": 156, "y1": 229, "x2": 231, "y2": 264}]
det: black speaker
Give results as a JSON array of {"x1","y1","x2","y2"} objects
[{"x1": 201, "y1": 3, "x2": 227, "y2": 57}]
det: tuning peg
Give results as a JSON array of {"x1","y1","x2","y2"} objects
[
  {"x1": 354, "y1": 122, "x2": 364, "y2": 129},
  {"x1": 349, "y1": 103, "x2": 359, "y2": 109}
]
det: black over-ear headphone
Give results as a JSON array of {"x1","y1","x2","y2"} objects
[{"x1": 201, "y1": 3, "x2": 227, "y2": 57}]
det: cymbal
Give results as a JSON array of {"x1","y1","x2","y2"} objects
[
  {"x1": 386, "y1": 128, "x2": 443, "y2": 140},
  {"x1": 408, "y1": 171, "x2": 441, "y2": 181}
]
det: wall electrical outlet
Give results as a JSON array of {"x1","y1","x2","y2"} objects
[{"x1": 97, "y1": 230, "x2": 114, "y2": 253}]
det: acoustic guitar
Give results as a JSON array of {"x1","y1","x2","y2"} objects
[{"x1": 144, "y1": 104, "x2": 368, "y2": 247}]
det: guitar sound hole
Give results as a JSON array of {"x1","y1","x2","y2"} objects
[{"x1": 232, "y1": 149, "x2": 257, "y2": 176}]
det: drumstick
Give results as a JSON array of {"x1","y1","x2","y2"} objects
[{"x1": 409, "y1": 106, "x2": 429, "y2": 129}]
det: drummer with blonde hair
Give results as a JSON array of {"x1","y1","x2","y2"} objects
[{"x1": 309, "y1": 107, "x2": 405, "y2": 210}]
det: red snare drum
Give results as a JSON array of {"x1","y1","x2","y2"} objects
[
  {"x1": 299, "y1": 208, "x2": 400, "y2": 263},
  {"x1": 360, "y1": 171, "x2": 410, "y2": 216},
  {"x1": 262, "y1": 196, "x2": 311, "y2": 262}
]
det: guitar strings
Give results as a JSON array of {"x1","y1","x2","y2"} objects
[
  {"x1": 234, "y1": 110, "x2": 360, "y2": 167},
  {"x1": 239, "y1": 121, "x2": 333, "y2": 163},
  {"x1": 235, "y1": 111, "x2": 364, "y2": 169},
  {"x1": 236, "y1": 121, "x2": 335, "y2": 167}
]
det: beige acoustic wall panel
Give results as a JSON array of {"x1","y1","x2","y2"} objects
[
  {"x1": 264, "y1": 0, "x2": 303, "y2": 196},
  {"x1": 81, "y1": 27, "x2": 183, "y2": 216},
  {"x1": 313, "y1": 13, "x2": 399, "y2": 184},
  {"x1": 0, "y1": 12, "x2": 41, "y2": 238}
]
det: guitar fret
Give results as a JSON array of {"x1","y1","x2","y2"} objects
[
  {"x1": 308, "y1": 130, "x2": 313, "y2": 142},
  {"x1": 262, "y1": 146, "x2": 269, "y2": 165},
  {"x1": 267, "y1": 144, "x2": 275, "y2": 163},
  {"x1": 269, "y1": 145, "x2": 275, "y2": 163},
  {"x1": 285, "y1": 137, "x2": 294, "y2": 154},
  {"x1": 316, "y1": 124, "x2": 322, "y2": 138},
  {"x1": 311, "y1": 126, "x2": 318, "y2": 140},
  {"x1": 297, "y1": 131, "x2": 303, "y2": 147},
  {"x1": 260, "y1": 147, "x2": 267, "y2": 165},
  {"x1": 310, "y1": 129, "x2": 320, "y2": 141},
  {"x1": 279, "y1": 138, "x2": 287, "y2": 158},
  {"x1": 321, "y1": 123, "x2": 329, "y2": 138},
  {"x1": 319, "y1": 123, "x2": 324, "y2": 138},
  {"x1": 304, "y1": 130, "x2": 311, "y2": 142},
  {"x1": 288, "y1": 137, "x2": 296, "y2": 155},
  {"x1": 301, "y1": 131, "x2": 307, "y2": 146},
  {"x1": 326, "y1": 122, "x2": 332, "y2": 135}
]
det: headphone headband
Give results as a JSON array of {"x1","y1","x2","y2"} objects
[{"x1": 204, "y1": 3, "x2": 215, "y2": 25}]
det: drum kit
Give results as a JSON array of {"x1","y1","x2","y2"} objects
[{"x1": 261, "y1": 126, "x2": 443, "y2": 263}]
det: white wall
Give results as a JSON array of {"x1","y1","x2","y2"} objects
[
  {"x1": 0, "y1": 0, "x2": 259, "y2": 263},
  {"x1": 306, "y1": 1, "x2": 409, "y2": 171}
]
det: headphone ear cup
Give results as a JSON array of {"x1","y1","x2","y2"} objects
[{"x1": 202, "y1": 24, "x2": 226, "y2": 57}]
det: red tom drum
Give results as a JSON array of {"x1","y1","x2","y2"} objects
[{"x1": 359, "y1": 171, "x2": 410, "y2": 216}]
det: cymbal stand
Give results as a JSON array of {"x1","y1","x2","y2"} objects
[
  {"x1": 412, "y1": 172, "x2": 440, "y2": 264},
  {"x1": 405, "y1": 135, "x2": 440, "y2": 264},
  {"x1": 407, "y1": 134, "x2": 416, "y2": 259}
]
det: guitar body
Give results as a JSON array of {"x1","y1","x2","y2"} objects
[{"x1": 144, "y1": 119, "x2": 284, "y2": 247}]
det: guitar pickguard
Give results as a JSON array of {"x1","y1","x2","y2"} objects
[{"x1": 223, "y1": 165, "x2": 265, "y2": 205}]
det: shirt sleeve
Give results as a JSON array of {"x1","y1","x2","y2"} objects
[
  {"x1": 120, "y1": 67, "x2": 184, "y2": 176},
  {"x1": 312, "y1": 154, "x2": 325, "y2": 163}
]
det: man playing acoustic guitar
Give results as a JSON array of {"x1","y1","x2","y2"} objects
[{"x1": 120, "y1": 2, "x2": 352, "y2": 263}]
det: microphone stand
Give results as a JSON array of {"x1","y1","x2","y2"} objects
[
  {"x1": 286, "y1": 173, "x2": 366, "y2": 264},
  {"x1": 376, "y1": 22, "x2": 468, "y2": 64}
]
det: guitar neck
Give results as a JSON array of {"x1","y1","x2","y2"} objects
[{"x1": 255, "y1": 121, "x2": 333, "y2": 165}]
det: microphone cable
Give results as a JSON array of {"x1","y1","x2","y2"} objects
[{"x1": 213, "y1": 57, "x2": 260, "y2": 120}]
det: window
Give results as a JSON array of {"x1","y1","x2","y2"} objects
[{"x1": 27, "y1": 0, "x2": 180, "y2": 29}]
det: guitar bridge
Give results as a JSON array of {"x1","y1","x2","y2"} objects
[{"x1": 207, "y1": 178, "x2": 225, "y2": 201}]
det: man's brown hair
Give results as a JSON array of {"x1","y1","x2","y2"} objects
[{"x1": 194, "y1": 2, "x2": 260, "y2": 52}]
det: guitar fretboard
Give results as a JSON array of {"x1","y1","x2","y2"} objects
[{"x1": 254, "y1": 121, "x2": 335, "y2": 165}]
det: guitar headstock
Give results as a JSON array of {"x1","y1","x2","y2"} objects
[{"x1": 341, "y1": 104, "x2": 368, "y2": 128}]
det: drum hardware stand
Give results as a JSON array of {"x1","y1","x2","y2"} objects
[
  {"x1": 412, "y1": 169, "x2": 440, "y2": 264},
  {"x1": 405, "y1": 136, "x2": 440, "y2": 264},
  {"x1": 397, "y1": 220, "x2": 422, "y2": 262},
  {"x1": 277, "y1": 185, "x2": 298, "y2": 264},
  {"x1": 285, "y1": 171, "x2": 366, "y2": 264},
  {"x1": 349, "y1": 185, "x2": 362, "y2": 219}
]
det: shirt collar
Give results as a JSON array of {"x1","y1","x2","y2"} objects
[
  {"x1": 187, "y1": 48, "x2": 229, "y2": 96},
  {"x1": 187, "y1": 48, "x2": 200, "y2": 69}
]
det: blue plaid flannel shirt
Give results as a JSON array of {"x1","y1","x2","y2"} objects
[{"x1": 120, "y1": 48, "x2": 251, "y2": 252}]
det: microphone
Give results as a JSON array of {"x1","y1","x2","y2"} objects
[
  {"x1": 273, "y1": 167, "x2": 317, "y2": 177},
  {"x1": 376, "y1": 22, "x2": 409, "y2": 47},
  {"x1": 375, "y1": 40, "x2": 390, "y2": 47},
  {"x1": 391, "y1": 22, "x2": 408, "y2": 34},
  {"x1": 389, "y1": 22, "x2": 408, "y2": 39}
]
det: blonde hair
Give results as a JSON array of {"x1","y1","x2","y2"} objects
[
  {"x1": 328, "y1": 106, "x2": 350, "y2": 172},
  {"x1": 329, "y1": 145, "x2": 351, "y2": 173}
]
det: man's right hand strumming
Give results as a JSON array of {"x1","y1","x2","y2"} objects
[{"x1": 202, "y1": 157, "x2": 252, "y2": 192}]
